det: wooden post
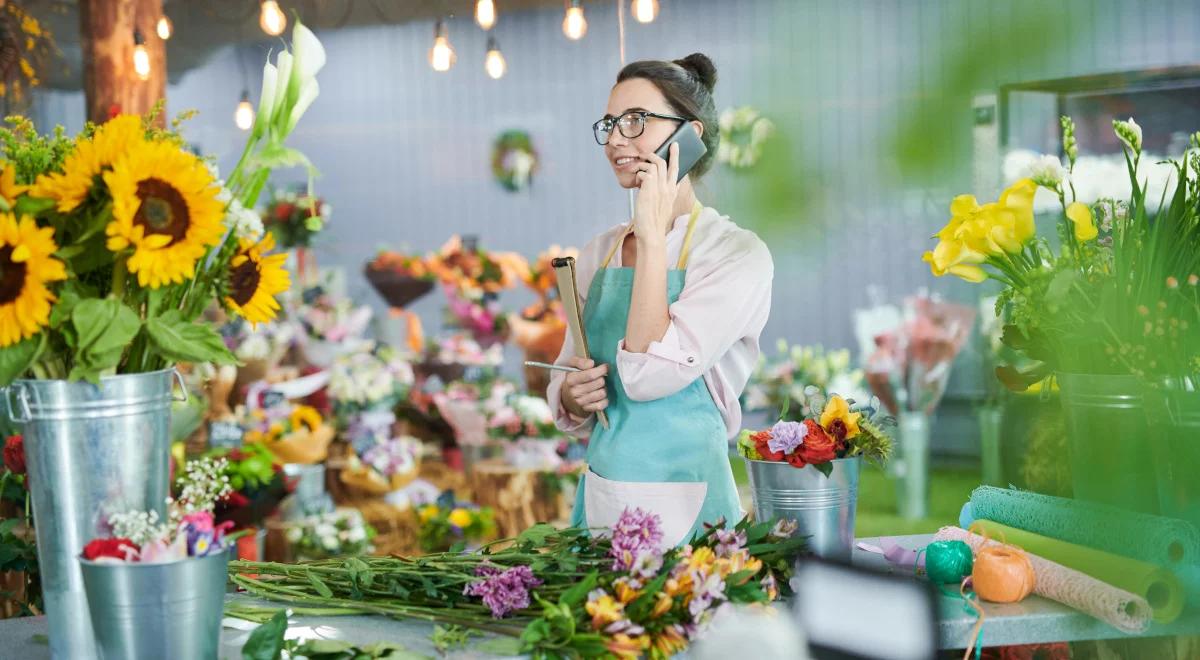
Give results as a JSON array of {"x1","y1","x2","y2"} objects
[{"x1": 78, "y1": 0, "x2": 166, "y2": 124}]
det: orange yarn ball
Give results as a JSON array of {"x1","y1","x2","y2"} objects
[{"x1": 972, "y1": 545, "x2": 1036, "y2": 603}]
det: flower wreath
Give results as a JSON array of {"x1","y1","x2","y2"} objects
[
  {"x1": 717, "y1": 106, "x2": 775, "y2": 170},
  {"x1": 491, "y1": 130, "x2": 538, "y2": 192}
]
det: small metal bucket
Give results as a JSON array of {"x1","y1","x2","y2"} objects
[
  {"x1": 745, "y1": 456, "x2": 861, "y2": 562},
  {"x1": 3, "y1": 368, "x2": 182, "y2": 659},
  {"x1": 79, "y1": 549, "x2": 231, "y2": 660},
  {"x1": 1058, "y1": 373, "x2": 1159, "y2": 513},
  {"x1": 1145, "y1": 383, "x2": 1200, "y2": 528}
]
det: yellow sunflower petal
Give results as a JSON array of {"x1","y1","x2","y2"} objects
[{"x1": 0, "y1": 213, "x2": 64, "y2": 347}]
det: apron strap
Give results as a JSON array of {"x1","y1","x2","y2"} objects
[{"x1": 599, "y1": 202, "x2": 704, "y2": 270}]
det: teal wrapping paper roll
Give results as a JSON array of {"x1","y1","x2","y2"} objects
[{"x1": 969, "y1": 486, "x2": 1200, "y2": 568}]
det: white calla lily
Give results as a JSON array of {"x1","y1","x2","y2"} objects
[
  {"x1": 286, "y1": 79, "x2": 320, "y2": 134},
  {"x1": 291, "y1": 22, "x2": 326, "y2": 84},
  {"x1": 254, "y1": 61, "x2": 278, "y2": 138},
  {"x1": 271, "y1": 50, "x2": 294, "y2": 131}
]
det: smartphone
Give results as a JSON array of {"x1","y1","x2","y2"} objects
[{"x1": 654, "y1": 121, "x2": 707, "y2": 182}]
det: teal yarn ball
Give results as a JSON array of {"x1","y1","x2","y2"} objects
[{"x1": 925, "y1": 540, "x2": 974, "y2": 584}]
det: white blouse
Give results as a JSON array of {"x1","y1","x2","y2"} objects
[{"x1": 546, "y1": 205, "x2": 774, "y2": 440}]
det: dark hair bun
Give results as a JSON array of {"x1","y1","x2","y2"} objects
[{"x1": 674, "y1": 53, "x2": 717, "y2": 92}]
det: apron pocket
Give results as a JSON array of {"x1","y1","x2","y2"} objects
[{"x1": 583, "y1": 469, "x2": 707, "y2": 548}]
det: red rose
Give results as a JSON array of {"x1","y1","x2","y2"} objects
[
  {"x1": 222, "y1": 491, "x2": 251, "y2": 509},
  {"x1": 3, "y1": 435, "x2": 25, "y2": 475},
  {"x1": 799, "y1": 420, "x2": 837, "y2": 465},
  {"x1": 82, "y1": 537, "x2": 139, "y2": 561},
  {"x1": 752, "y1": 430, "x2": 784, "y2": 462},
  {"x1": 785, "y1": 451, "x2": 808, "y2": 468}
]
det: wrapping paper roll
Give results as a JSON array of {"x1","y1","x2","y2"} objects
[
  {"x1": 969, "y1": 520, "x2": 1184, "y2": 624},
  {"x1": 934, "y1": 526, "x2": 1152, "y2": 633},
  {"x1": 970, "y1": 486, "x2": 1200, "y2": 567}
]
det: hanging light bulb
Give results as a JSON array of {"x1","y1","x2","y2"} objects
[
  {"x1": 428, "y1": 19, "x2": 455, "y2": 72},
  {"x1": 132, "y1": 29, "x2": 151, "y2": 81},
  {"x1": 259, "y1": 0, "x2": 287, "y2": 37},
  {"x1": 562, "y1": 0, "x2": 587, "y2": 40},
  {"x1": 484, "y1": 36, "x2": 506, "y2": 80},
  {"x1": 631, "y1": 0, "x2": 658, "y2": 23},
  {"x1": 475, "y1": 0, "x2": 497, "y2": 31},
  {"x1": 156, "y1": 15, "x2": 173, "y2": 40},
  {"x1": 235, "y1": 91, "x2": 255, "y2": 131}
]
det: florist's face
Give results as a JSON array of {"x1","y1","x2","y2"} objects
[{"x1": 601, "y1": 78, "x2": 687, "y2": 190}]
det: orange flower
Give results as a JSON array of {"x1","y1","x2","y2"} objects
[
  {"x1": 651, "y1": 626, "x2": 688, "y2": 657},
  {"x1": 605, "y1": 633, "x2": 650, "y2": 660},
  {"x1": 651, "y1": 592, "x2": 674, "y2": 618}
]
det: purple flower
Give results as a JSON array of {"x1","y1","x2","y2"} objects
[
  {"x1": 713, "y1": 529, "x2": 747, "y2": 558},
  {"x1": 768, "y1": 421, "x2": 807, "y2": 455},
  {"x1": 463, "y1": 564, "x2": 543, "y2": 618},
  {"x1": 610, "y1": 507, "x2": 664, "y2": 572}
]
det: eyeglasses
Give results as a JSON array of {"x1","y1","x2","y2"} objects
[{"x1": 593, "y1": 110, "x2": 687, "y2": 145}]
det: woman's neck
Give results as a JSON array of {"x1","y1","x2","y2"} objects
[{"x1": 668, "y1": 179, "x2": 699, "y2": 233}]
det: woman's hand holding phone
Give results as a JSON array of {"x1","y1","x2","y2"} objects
[
  {"x1": 561, "y1": 357, "x2": 609, "y2": 418},
  {"x1": 631, "y1": 142, "x2": 680, "y2": 245}
]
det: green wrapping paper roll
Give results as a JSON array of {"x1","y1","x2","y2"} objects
[
  {"x1": 969, "y1": 486, "x2": 1200, "y2": 567},
  {"x1": 970, "y1": 520, "x2": 1185, "y2": 623}
]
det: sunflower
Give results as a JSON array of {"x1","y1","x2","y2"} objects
[
  {"x1": 28, "y1": 115, "x2": 146, "y2": 212},
  {"x1": 103, "y1": 139, "x2": 225, "y2": 288},
  {"x1": 225, "y1": 232, "x2": 290, "y2": 326},
  {"x1": 289, "y1": 405, "x2": 323, "y2": 433},
  {"x1": 0, "y1": 163, "x2": 28, "y2": 208},
  {"x1": 0, "y1": 213, "x2": 66, "y2": 347}
]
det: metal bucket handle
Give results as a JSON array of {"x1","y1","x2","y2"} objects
[{"x1": 4, "y1": 368, "x2": 187, "y2": 423}]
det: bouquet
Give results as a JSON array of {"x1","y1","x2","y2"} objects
[
  {"x1": 262, "y1": 188, "x2": 330, "y2": 250},
  {"x1": 426, "y1": 333, "x2": 504, "y2": 369},
  {"x1": 417, "y1": 491, "x2": 497, "y2": 552},
  {"x1": 327, "y1": 344, "x2": 415, "y2": 417},
  {"x1": 233, "y1": 510, "x2": 805, "y2": 659},
  {"x1": 293, "y1": 290, "x2": 373, "y2": 366},
  {"x1": 208, "y1": 444, "x2": 290, "y2": 530},
  {"x1": 242, "y1": 403, "x2": 333, "y2": 465},
  {"x1": 367, "y1": 248, "x2": 432, "y2": 281},
  {"x1": 0, "y1": 20, "x2": 325, "y2": 386},
  {"x1": 223, "y1": 317, "x2": 296, "y2": 366},
  {"x1": 81, "y1": 457, "x2": 233, "y2": 563},
  {"x1": 855, "y1": 294, "x2": 975, "y2": 416},
  {"x1": 737, "y1": 394, "x2": 893, "y2": 475},
  {"x1": 744, "y1": 340, "x2": 867, "y2": 420},
  {"x1": 426, "y1": 235, "x2": 528, "y2": 346},
  {"x1": 284, "y1": 509, "x2": 375, "y2": 560},
  {"x1": 924, "y1": 117, "x2": 1200, "y2": 387},
  {"x1": 486, "y1": 388, "x2": 560, "y2": 442},
  {"x1": 339, "y1": 435, "x2": 422, "y2": 496}
]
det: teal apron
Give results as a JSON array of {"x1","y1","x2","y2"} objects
[{"x1": 570, "y1": 204, "x2": 742, "y2": 546}]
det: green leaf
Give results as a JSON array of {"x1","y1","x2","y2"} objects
[
  {"x1": 448, "y1": 540, "x2": 466, "y2": 554},
  {"x1": 70, "y1": 297, "x2": 140, "y2": 382},
  {"x1": 0, "y1": 518, "x2": 20, "y2": 536},
  {"x1": 14, "y1": 196, "x2": 55, "y2": 216},
  {"x1": 516, "y1": 523, "x2": 557, "y2": 548},
  {"x1": 559, "y1": 571, "x2": 597, "y2": 608},
  {"x1": 144, "y1": 310, "x2": 238, "y2": 366},
  {"x1": 0, "y1": 334, "x2": 44, "y2": 386},
  {"x1": 814, "y1": 461, "x2": 834, "y2": 478},
  {"x1": 1045, "y1": 269, "x2": 1078, "y2": 305},
  {"x1": 307, "y1": 571, "x2": 334, "y2": 598},
  {"x1": 241, "y1": 610, "x2": 288, "y2": 660},
  {"x1": 473, "y1": 637, "x2": 523, "y2": 656}
]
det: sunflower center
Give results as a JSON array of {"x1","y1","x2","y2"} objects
[
  {"x1": 134, "y1": 178, "x2": 190, "y2": 244},
  {"x1": 0, "y1": 246, "x2": 27, "y2": 305},
  {"x1": 229, "y1": 258, "x2": 261, "y2": 306}
]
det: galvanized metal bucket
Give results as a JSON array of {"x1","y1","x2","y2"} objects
[
  {"x1": 1058, "y1": 373, "x2": 1159, "y2": 513},
  {"x1": 745, "y1": 455, "x2": 861, "y2": 562},
  {"x1": 3, "y1": 368, "x2": 182, "y2": 659},
  {"x1": 79, "y1": 549, "x2": 231, "y2": 660}
]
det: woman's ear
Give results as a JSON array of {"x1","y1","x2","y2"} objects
[{"x1": 691, "y1": 120, "x2": 704, "y2": 138}]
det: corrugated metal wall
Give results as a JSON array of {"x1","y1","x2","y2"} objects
[{"x1": 29, "y1": 0, "x2": 1200, "y2": 457}]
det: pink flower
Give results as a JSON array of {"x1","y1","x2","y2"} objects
[
  {"x1": 140, "y1": 535, "x2": 187, "y2": 563},
  {"x1": 181, "y1": 511, "x2": 215, "y2": 534}
]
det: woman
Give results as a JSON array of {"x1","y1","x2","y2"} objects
[{"x1": 546, "y1": 53, "x2": 774, "y2": 547}]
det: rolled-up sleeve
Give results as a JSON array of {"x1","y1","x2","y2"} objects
[{"x1": 616, "y1": 239, "x2": 773, "y2": 402}]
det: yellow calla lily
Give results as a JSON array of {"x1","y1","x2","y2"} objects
[
  {"x1": 923, "y1": 250, "x2": 987, "y2": 283},
  {"x1": 1065, "y1": 202, "x2": 1097, "y2": 241}
]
